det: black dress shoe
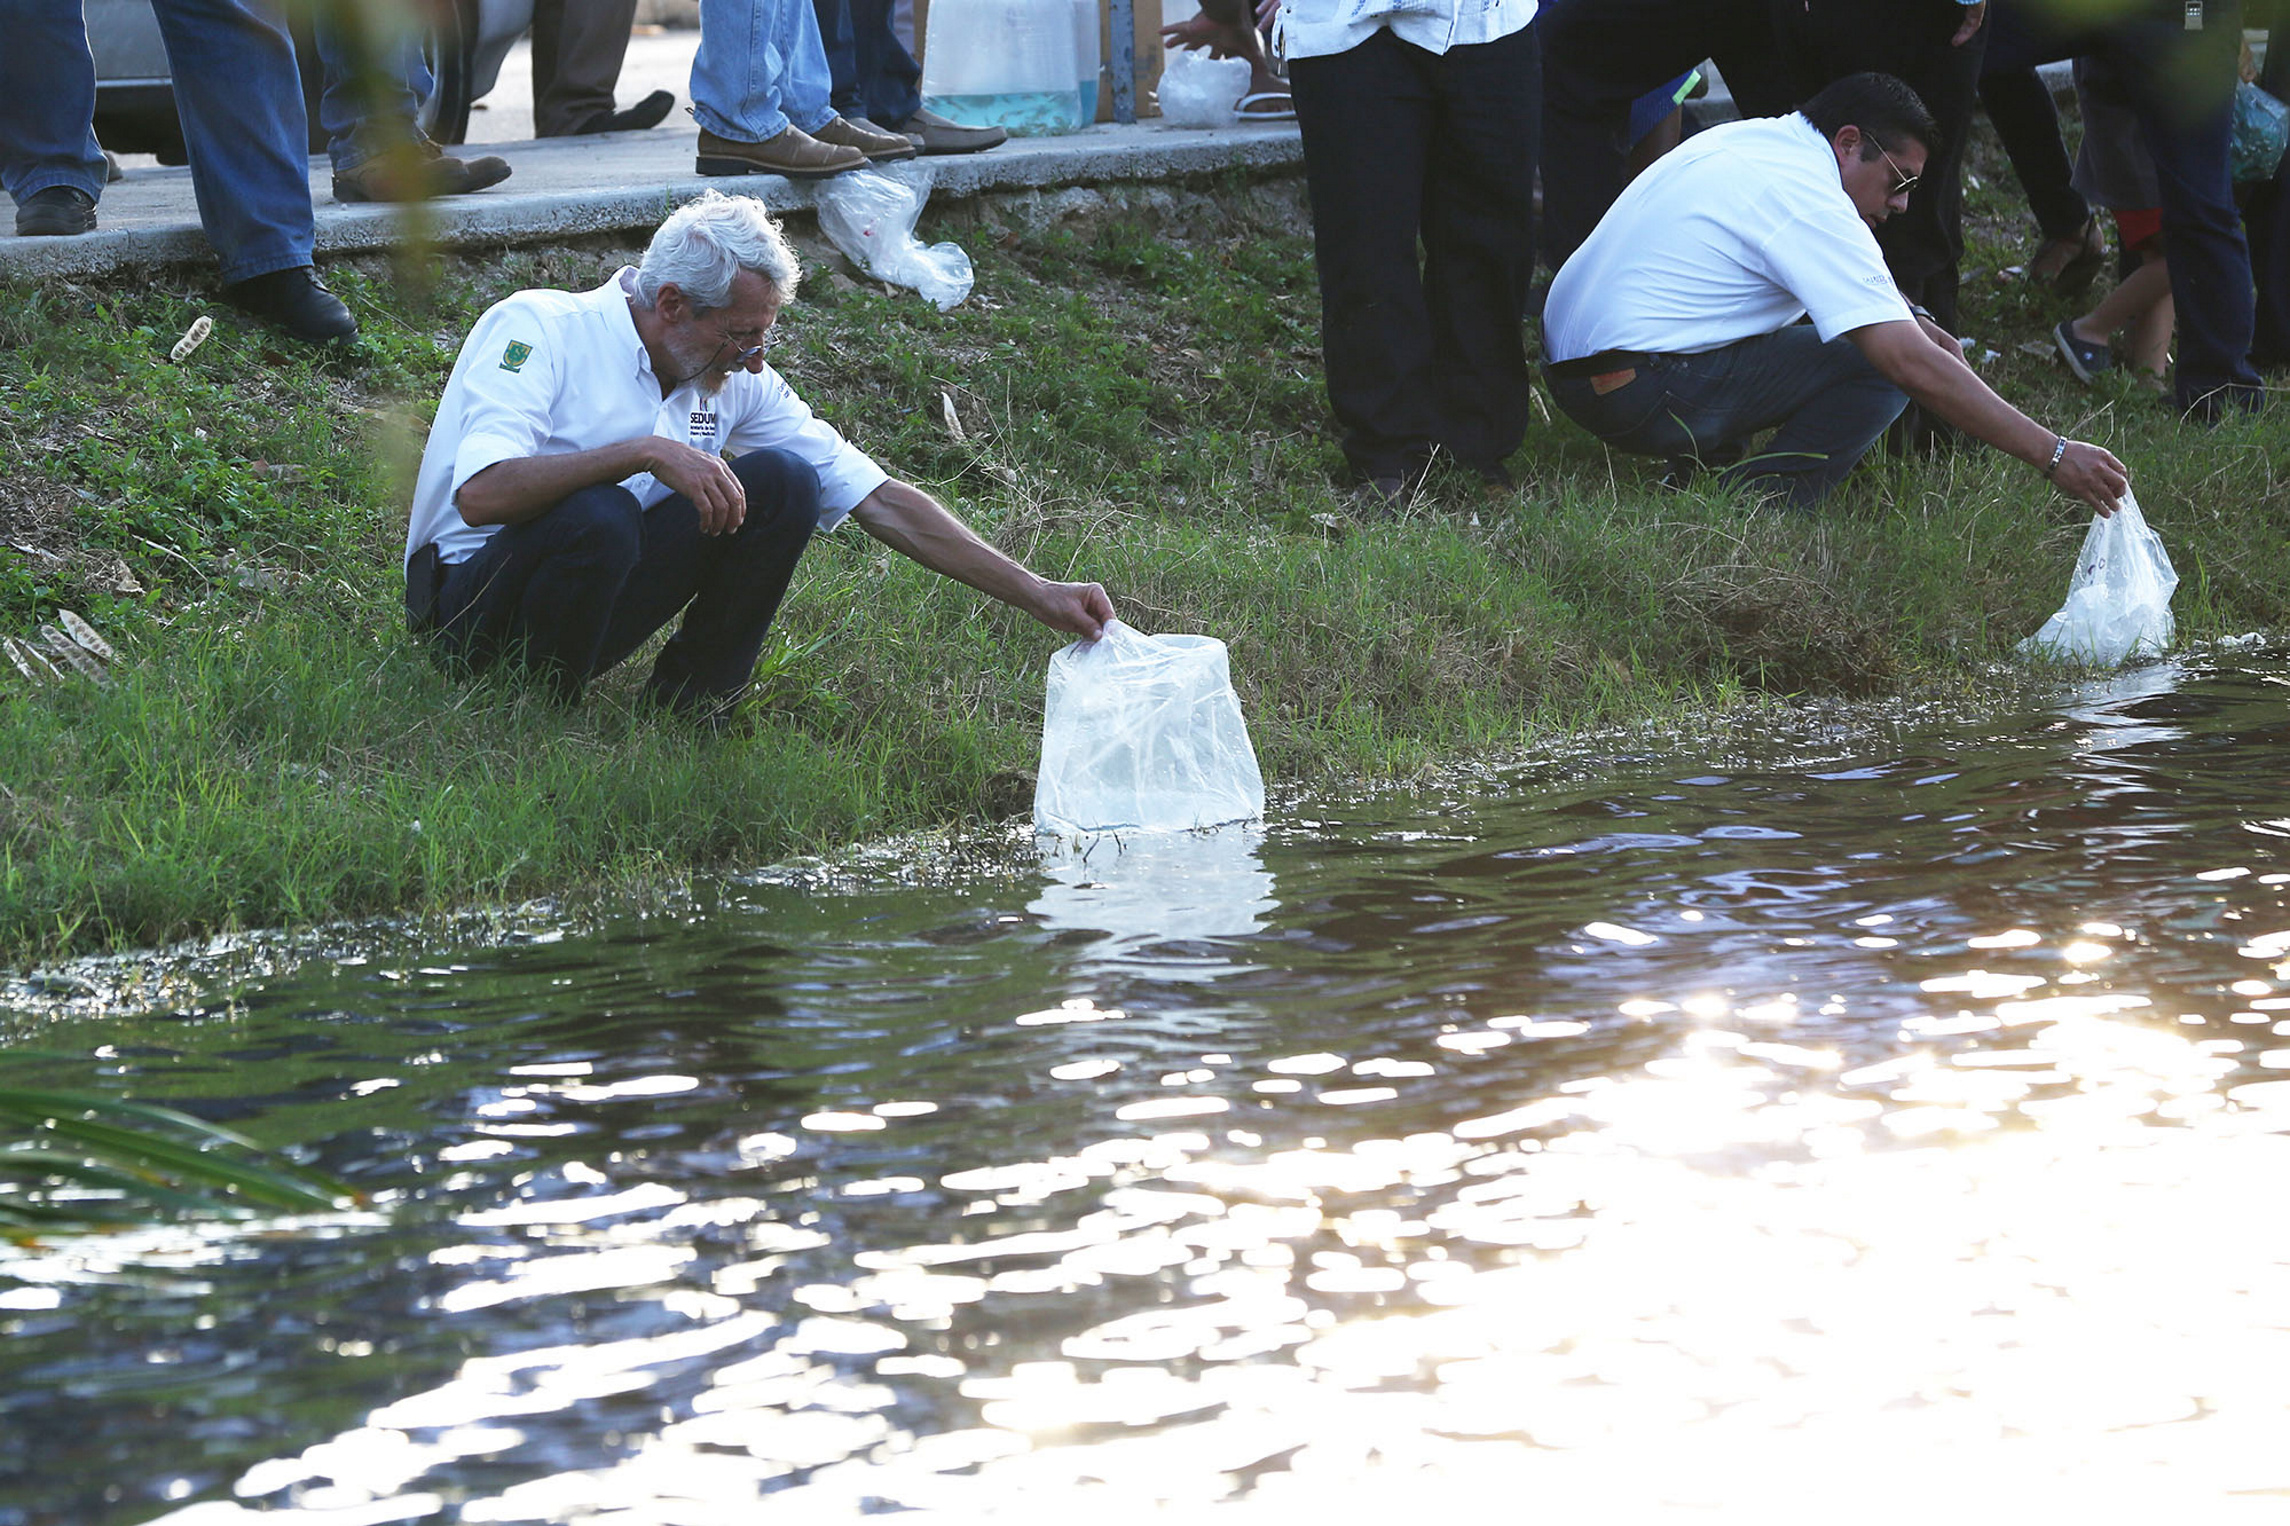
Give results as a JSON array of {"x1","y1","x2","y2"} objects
[
  {"x1": 572, "y1": 89, "x2": 676, "y2": 135},
  {"x1": 221, "y1": 266, "x2": 358, "y2": 345},
  {"x1": 15, "y1": 186, "x2": 97, "y2": 237}
]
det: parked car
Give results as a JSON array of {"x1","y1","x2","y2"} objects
[{"x1": 88, "y1": 0, "x2": 537, "y2": 161}]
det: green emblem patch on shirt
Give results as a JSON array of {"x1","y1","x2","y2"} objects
[{"x1": 500, "y1": 340, "x2": 534, "y2": 372}]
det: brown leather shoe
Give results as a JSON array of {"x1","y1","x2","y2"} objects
[
  {"x1": 813, "y1": 114, "x2": 919, "y2": 161},
  {"x1": 332, "y1": 136, "x2": 512, "y2": 203},
  {"x1": 695, "y1": 125, "x2": 865, "y2": 179},
  {"x1": 890, "y1": 108, "x2": 1008, "y2": 155}
]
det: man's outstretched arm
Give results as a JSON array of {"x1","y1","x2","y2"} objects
[
  {"x1": 1850, "y1": 319, "x2": 2130, "y2": 515},
  {"x1": 852, "y1": 479, "x2": 1114, "y2": 639}
]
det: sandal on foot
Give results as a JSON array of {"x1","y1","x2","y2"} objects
[{"x1": 1234, "y1": 90, "x2": 1295, "y2": 122}]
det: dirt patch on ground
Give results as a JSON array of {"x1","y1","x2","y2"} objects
[{"x1": 0, "y1": 472, "x2": 143, "y2": 597}]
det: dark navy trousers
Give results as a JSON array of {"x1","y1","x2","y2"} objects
[
  {"x1": 428, "y1": 449, "x2": 821, "y2": 716},
  {"x1": 1982, "y1": 0, "x2": 2262, "y2": 414}
]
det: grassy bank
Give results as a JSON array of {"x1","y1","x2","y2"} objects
[{"x1": 1, "y1": 145, "x2": 2285, "y2": 963}]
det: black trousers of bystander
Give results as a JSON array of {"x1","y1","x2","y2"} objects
[
  {"x1": 1774, "y1": 1, "x2": 1986, "y2": 331},
  {"x1": 1289, "y1": 23, "x2": 1541, "y2": 484},
  {"x1": 1983, "y1": 0, "x2": 2261, "y2": 414},
  {"x1": 424, "y1": 448, "x2": 821, "y2": 719},
  {"x1": 1536, "y1": 0, "x2": 1798, "y2": 272}
]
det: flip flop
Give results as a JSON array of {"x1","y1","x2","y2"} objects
[{"x1": 1234, "y1": 90, "x2": 1296, "y2": 123}]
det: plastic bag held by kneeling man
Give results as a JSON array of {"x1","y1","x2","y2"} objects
[
  {"x1": 1034, "y1": 620, "x2": 1266, "y2": 835},
  {"x1": 2018, "y1": 491, "x2": 2178, "y2": 666}
]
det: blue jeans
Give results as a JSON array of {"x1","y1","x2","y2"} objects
[
  {"x1": 426, "y1": 450, "x2": 822, "y2": 712},
  {"x1": 312, "y1": 7, "x2": 435, "y2": 172},
  {"x1": 691, "y1": 0, "x2": 836, "y2": 142},
  {"x1": 816, "y1": 0, "x2": 921, "y2": 127},
  {"x1": 1548, "y1": 328, "x2": 1908, "y2": 510},
  {"x1": 0, "y1": 0, "x2": 313, "y2": 283}
]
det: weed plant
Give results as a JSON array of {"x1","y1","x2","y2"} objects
[{"x1": 0, "y1": 141, "x2": 2284, "y2": 961}]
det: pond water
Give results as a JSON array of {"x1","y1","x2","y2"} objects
[{"x1": 4, "y1": 649, "x2": 2289, "y2": 1525}]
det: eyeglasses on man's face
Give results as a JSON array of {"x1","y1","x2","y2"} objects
[{"x1": 1869, "y1": 136, "x2": 1919, "y2": 198}]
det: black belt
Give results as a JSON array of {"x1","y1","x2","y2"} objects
[{"x1": 1545, "y1": 349, "x2": 1657, "y2": 380}]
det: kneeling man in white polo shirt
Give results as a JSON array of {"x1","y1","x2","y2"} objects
[
  {"x1": 1543, "y1": 72, "x2": 2128, "y2": 515},
  {"x1": 403, "y1": 191, "x2": 1112, "y2": 725}
]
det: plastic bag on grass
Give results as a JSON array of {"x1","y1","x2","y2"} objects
[
  {"x1": 2017, "y1": 492, "x2": 2178, "y2": 665},
  {"x1": 1158, "y1": 50, "x2": 1250, "y2": 128},
  {"x1": 814, "y1": 165, "x2": 975, "y2": 311},
  {"x1": 1034, "y1": 619, "x2": 1265, "y2": 834}
]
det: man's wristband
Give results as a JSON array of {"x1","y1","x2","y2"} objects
[
  {"x1": 2044, "y1": 436, "x2": 2068, "y2": 477},
  {"x1": 1908, "y1": 303, "x2": 1935, "y2": 324}
]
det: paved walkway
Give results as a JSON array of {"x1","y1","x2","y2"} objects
[{"x1": 0, "y1": 118, "x2": 1301, "y2": 283}]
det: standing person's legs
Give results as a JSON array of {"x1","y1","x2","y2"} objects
[
  {"x1": 693, "y1": 0, "x2": 838, "y2": 142},
  {"x1": 1780, "y1": 0, "x2": 1983, "y2": 328},
  {"x1": 1537, "y1": 0, "x2": 1786, "y2": 270},
  {"x1": 0, "y1": 0, "x2": 106, "y2": 219},
  {"x1": 146, "y1": 0, "x2": 315, "y2": 285},
  {"x1": 1421, "y1": 22, "x2": 1539, "y2": 477},
  {"x1": 432, "y1": 450, "x2": 821, "y2": 713},
  {"x1": 2244, "y1": 0, "x2": 2290, "y2": 366},
  {"x1": 311, "y1": 5, "x2": 430, "y2": 175},
  {"x1": 1548, "y1": 329, "x2": 1907, "y2": 509},
  {"x1": 1979, "y1": 3, "x2": 2104, "y2": 289},
  {"x1": 532, "y1": 0, "x2": 648, "y2": 136},
  {"x1": 2091, "y1": 8, "x2": 2260, "y2": 414},
  {"x1": 1290, "y1": 30, "x2": 1442, "y2": 487},
  {"x1": 846, "y1": 0, "x2": 922, "y2": 125}
]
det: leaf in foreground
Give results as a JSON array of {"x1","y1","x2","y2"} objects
[{"x1": 0, "y1": 1087, "x2": 353, "y2": 1234}]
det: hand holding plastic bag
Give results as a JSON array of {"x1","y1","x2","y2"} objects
[
  {"x1": 1158, "y1": 49, "x2": 1251, "y2": 128},
  {"x1": 1034, "y1": 619, "x2": 1266, "y2": 834},
  {"x1": 814, "y1": 165, "x2": 976, "y2": 312},
  {"x1": 2017, "y1": 491, "x2": 2177, "y2": 666}
]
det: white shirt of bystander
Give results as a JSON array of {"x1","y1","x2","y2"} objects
[
  {"x1": 403, "y1": 269, "x2": 888, "y2": 569},
  {"x1": 1543, "y1": 112, "x2": 1913, "y2": 365},
  {"x1": 1272, "y1": 0, "x2": 1537, "y2": 62}
]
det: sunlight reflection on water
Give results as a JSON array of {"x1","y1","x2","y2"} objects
[{"x1": 7, "y1": 652, "x2": 2290, "y2": 1524}]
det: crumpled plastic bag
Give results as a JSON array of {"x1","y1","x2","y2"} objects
[
  {"x1": 2017, "y1": 492, "x2": 2178, "y2": 666},
  {"x1": 1157, "y1": 50, "x2": 1250, "y2": 129},
  {"x1": 814, "y1": 164, "x2": 975, "y2": 311},
  {"x1": 1034, "y1": 619, "x2": 1265, "y2": 834},
  {"x1": 2233, "y1": 81, "x2": 2290, "y2": 183}
]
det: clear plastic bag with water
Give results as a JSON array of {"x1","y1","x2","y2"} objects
[
  {"x1": 814, "y1": 165, "x2": 976, "y2": 312},
  {"x1": 2017, "y1": 492, "x2": 2178, "y2": 666},
  {"x1": 1157, "y1": 50, "x2": 1250, "y2": 128},
  {"x1": 1034, "y1": 619, "x2": 1266, "y2": 834}
]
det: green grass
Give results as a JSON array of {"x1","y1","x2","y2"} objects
[{"x1": 0, "y1": 148, "x2": 2284, "y2": 963}]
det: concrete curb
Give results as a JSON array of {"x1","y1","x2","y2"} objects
[{"x1": 0, "y1": 121, "x2": 1302, "y2": 283}]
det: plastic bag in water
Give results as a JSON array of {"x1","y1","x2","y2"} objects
[
  {"x1": 2017, "y1": 492, "x2": 2178, "y2": 666},
  {"x1": 1034, "y1": 619, "x2": 1265, "y2": 834},
  {"x1": 1157, "y1": 50, "x2": 1250, "y2": 128},
  {"x1": 814, "y1": 165, "x2": 976, "y2": 311}
]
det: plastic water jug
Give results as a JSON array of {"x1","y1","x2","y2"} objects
[
  {"x1": 921, "y1": 0, "x2": 1087, "y2": 136},
  {"x1": 1072, "y1": 0, "x2": 1102, "y2": 126}
]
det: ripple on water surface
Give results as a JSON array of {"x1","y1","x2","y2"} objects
[{"x1": 4, "y1": 653, "x2": 2290, "y2": 1523}]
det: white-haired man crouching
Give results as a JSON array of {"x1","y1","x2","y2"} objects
[{"x1": 403, "y1": 190, "x2": 1112, "y2": 725}]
